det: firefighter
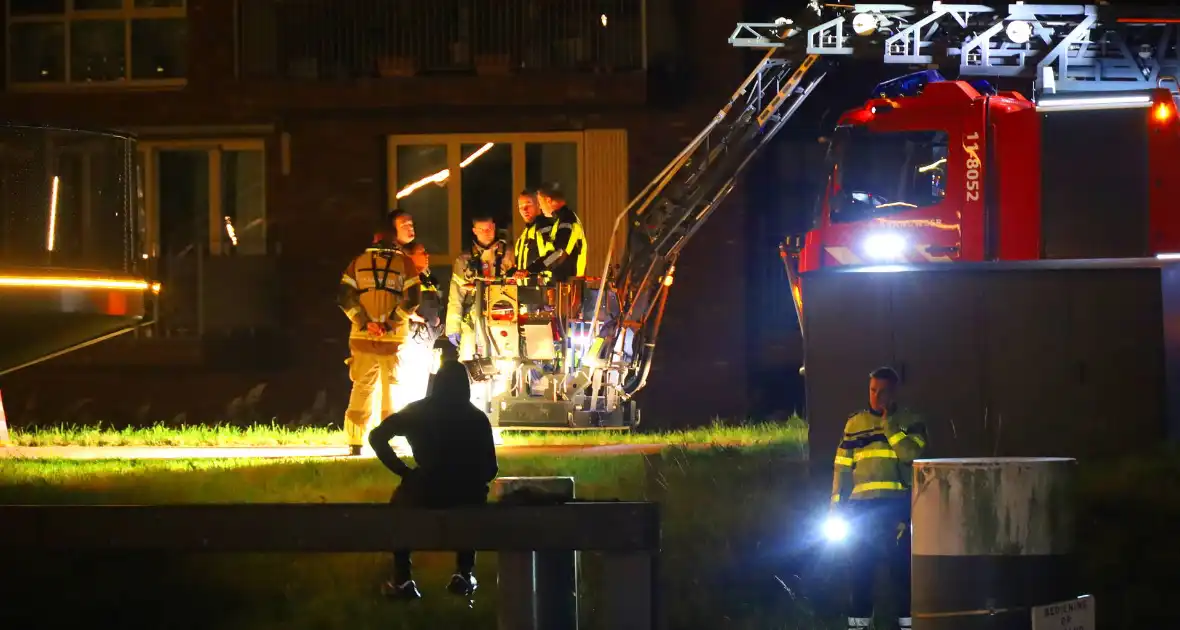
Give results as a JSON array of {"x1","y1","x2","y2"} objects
[
  {"x1": 511, "y1": 188, "x2": 550, "y2": 280},
  {"x1": 388, "y1": 208, "x2": 416, "y2": 250},
  {"x1": 831, "y1": 366, "x2": 927, "y2": 630},
  {"x1": 369, "y1": 359, "x2": 499, "y2": 601},
  {"x1": 527, "y1": 181, "x2": 587, "y2": 283},
  {"x1": 446, "y1": 215, "x2": 515, "y2": 353},
  {"x1": 400, "y1": 242, "x2": 443, "y2": 405},
  {"x1": 338, "y1": 224, "x2": 422, "y2": 457}
]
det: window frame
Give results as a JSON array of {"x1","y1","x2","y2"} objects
[
  {"x1": 6, "y1": 0, "x2": 188, "y2": 90},
  {"x1": 829, "y1": 127, "x2": 950, "y2": 225},
  {"x1": 137, "y1": 138, "x2": 268, "y2": 260},
  {"x1": 386, "y1": 132, "x2": 586, "y2": 264}
]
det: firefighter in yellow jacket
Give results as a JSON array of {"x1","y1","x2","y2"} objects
[
  {"x1": 831, "y1": 366, "x2": 927, "y2": 630},
  {"x1": 338, "y1": 226, "x2": 422, "y2": 456}
]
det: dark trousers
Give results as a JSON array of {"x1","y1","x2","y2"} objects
[
  {"x1": 389, "y1": 476, "x2": 489, "y2": 583},
  {"x1": 845, "y1": 498, "x2": 911, "y2": 620}
]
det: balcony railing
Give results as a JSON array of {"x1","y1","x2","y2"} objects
[{"x1": 237, "y1": 0, "x2": 646, "y2": 81}]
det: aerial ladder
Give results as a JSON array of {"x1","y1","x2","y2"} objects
[{"x1": 571, "y1": 2, "x2": 1180, "y2": 408}]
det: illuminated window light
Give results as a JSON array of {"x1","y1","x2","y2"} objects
[
  {"x1": 918, "y1": 158, "x2": 946, "y2": 173},
  {"x1": 46, "y1": 175, "x2": 59, "y2": 252},
  {"x1": 224, "y1": 216, "x2": 238, "y2": 247},
  {"x1": 395, "y1": 142, "x2": 495, "y2": 200},
  {"x1": 0, "y1": 276, "x2": 161, "y2": 293}
]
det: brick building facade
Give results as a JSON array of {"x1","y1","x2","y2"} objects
[{"x1": 0, "y1": 0, "x2": 805, "y2": 430}]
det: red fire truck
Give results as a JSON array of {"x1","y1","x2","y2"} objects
[
  {"x1": 798, "y1": 78, "x2": 1180, "y2": 273},
  {"x1": 776, "y1": 69, "x2": 1180, "y2": 326}
]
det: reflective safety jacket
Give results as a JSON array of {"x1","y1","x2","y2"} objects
[
  {"x1": 338, "y1": 246, "x2": 421, "y2": 355},
  {"x1": 446, "y1": 238, "x2": 515, "y2": 337},
  {"x1": 514, "y1": 215, "x2": 553, "y2": 272},
  {"x1": 410, "y1": 271, "x2": 444, "y2": 345},
  {"x1": 831, "y1": 406, "x2": 928, "y2": 504},
  {"x1": 528, "y1": 205, "x2": 587, "y2": 282}
]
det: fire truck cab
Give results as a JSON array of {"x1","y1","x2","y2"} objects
[{"x1": 799, "y1": 69, "x2": 1180, "y2": 274}]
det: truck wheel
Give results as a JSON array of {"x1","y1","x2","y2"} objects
[{"x1": 624, "y1": 401, "x2": 641, "y2": 429}]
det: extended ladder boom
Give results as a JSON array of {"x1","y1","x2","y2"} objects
[
  {"x1": 733, "y1": 3, "x2": 1180, "y2": 97},
  {"x1": 584, "y1": 40, "x2": 826, "y2": 397}
]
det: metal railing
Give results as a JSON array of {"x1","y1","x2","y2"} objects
[
  {"x1": 136, "y1": 246, "x2": 278, "y2": 340},
  {"x1": 237, "y1": 0, "x2": 646, "y2": 80}
]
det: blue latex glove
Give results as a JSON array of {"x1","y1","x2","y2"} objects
[{"x1": 448, "y1": 333, "x2": 461, "y2": 347}]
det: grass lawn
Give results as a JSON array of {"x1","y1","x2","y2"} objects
[
  {"x1": 7, "y1": 417, "x2": 810, "y2": 450},
  {"x1": 0, "y1": 444, "x2": 838, "y2": 630},
  {"x1": 1, "y1": 437, "x2": 1178, "y2": 629}
]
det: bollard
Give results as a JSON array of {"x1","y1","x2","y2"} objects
[
  {"x1": 493, "y1": 476, "x2": 578, "y2": 630},
  {"x1": 911, "y1": 458, "x2": 1079, "y2": 630}
]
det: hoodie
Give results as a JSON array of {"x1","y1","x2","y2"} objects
[{"x1": 369, "y1": 360, "x2": 499, "y2": 489}]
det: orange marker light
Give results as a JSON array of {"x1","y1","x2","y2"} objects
[{"x1": 1153, "y1": 102, "x2": 1174, "y2": 123}]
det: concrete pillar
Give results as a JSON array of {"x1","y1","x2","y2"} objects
[
  {"x1": 493, "y1": 476, "x2": 578, "y2": 630},
  {"x1": 911, "y1": 457, "x2": 1079, "y2": 630}
]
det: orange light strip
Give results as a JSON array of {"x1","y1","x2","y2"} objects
[{"x1": 0, "y1": 275, "x2": 162, "y2": 293}]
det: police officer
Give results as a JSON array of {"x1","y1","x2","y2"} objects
[
  {"x1": 831, "y1": 366, "x2": 928, "y2": 630},
  {"x1": 511, "y1": 188, "x2": 549, "y2": 279},
  {"x1": 528, "y1": 181, "x2": 586, "y2": 283},
  {"x1": 338, "y1": 223, "x2": 421, "y2": 456}
]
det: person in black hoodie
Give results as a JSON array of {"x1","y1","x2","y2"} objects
[{"x1": 368, "y1": 359, "x2": 499, "y2": 600}]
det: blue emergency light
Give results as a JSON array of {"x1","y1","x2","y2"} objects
[
  {"x1": 871, "y1": 69, "x2": 997, "y2": 98},
  {"x1": 871, "y1": 69, "x2": 945, "y2": 98}
]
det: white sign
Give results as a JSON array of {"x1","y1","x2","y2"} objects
[{"x1": 1031, "y1": 595, "x2": 1095, "y2": 630}]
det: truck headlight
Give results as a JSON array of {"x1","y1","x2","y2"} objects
[{"x1": 863, "y1": 233, "x2": 907, "y2": 260}]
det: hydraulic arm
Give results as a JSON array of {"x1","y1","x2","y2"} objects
[{"x1": 582, "y1": 37, "x2": 828, "y2": 398}]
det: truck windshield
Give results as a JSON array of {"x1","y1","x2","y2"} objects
[{"x1": 829, "y1": 126, "x2": 949, "y2": 223}]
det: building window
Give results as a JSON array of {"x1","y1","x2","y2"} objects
[
  {"x1": 139, "y1": 140, "x2": 267, "y2": 260},
  {"x1": 136, "y1": 139, "x2": 267, "y2": 337},
  {"x1": 7, "y1": 0, "x2": 187, "y2": 88},
  {"x1": 387, "y1": 132, "x2": 585, "y2": 270}
]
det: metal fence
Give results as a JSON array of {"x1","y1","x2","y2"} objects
[{"x1": 237, "y1": 0, "x2": 646, "y2": 80}]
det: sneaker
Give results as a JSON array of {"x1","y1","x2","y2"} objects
[
  {"x1": 381, "y1": 579, "x2": 422, "y2": 601},
  {"x1": 446, "y1": 573, "x2": 478, "y2": 597}
]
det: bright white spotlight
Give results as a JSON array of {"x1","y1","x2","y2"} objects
[
  {"x1": 862, "y1": 233, "x2": 907, "y2": 260},
  {"x1": 822, "y1": 515, "x2": 849, "y2": 542},
  {"x1": 1005, "y1": 20, "x2": 1031, "y2": 44},
  {"x1": 851, "y1": 13, "x2": 878, "y2": 36}
]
